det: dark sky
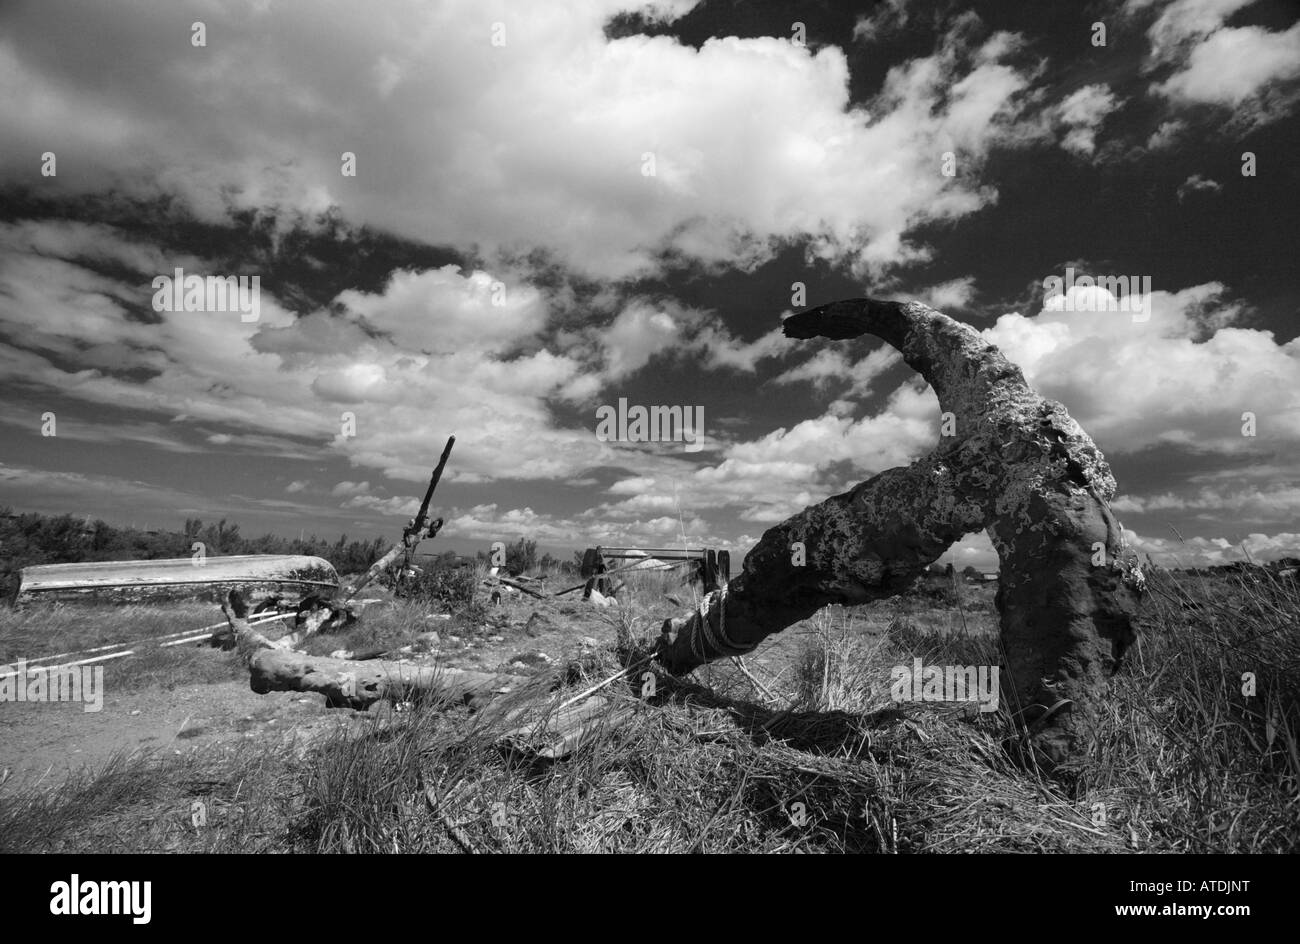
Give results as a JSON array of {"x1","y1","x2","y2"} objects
[{"x1": 1, "y1": 0, "x2": 1297, "y2": 569}]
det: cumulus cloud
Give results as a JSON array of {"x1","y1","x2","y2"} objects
[
  {"x1": 853, "y1": 0, "x2": 913, "y2": 43},
  {"x1": 1176, "y1": 174, "x2": 1222, "y2": 201},
  {"x1": 1052, "y1": 84, "x2": 1119, "y2": 156},
  {"x1": 0, "y1": 210, "x2": 942, "y2": 536},
  {"x1": 2, "y1": 1, "x2": 1290, "y2": 565},
  {"x1": 0, "y1": 1, "x2": 1051, "y2": 282},
  {"x1": 983, "y1": 281, "x2": 1300, "y2": 455},
  {"x1": 1137, "y1": 0, "x2": 1257, "y2": 60},
  {"x1": 692, "y1": 325, "x2": 787, "y2": 373},
  {"x1": 341, "y1": 494, "x2": 420, "y2": 518},
  {"x1": 0, "y1": 218, "x2": 629, "y2": 489},
  {"x1": 1112, "y1": 483, "x2": 1300, "y2": 522},
  {"x1": 658, "y1": 378, "x2": 942, "y2": 524},
  {"x1": 441, "y1": 500, "x2": 719, "y2": 549},
  {"x1": 0, "y1": 3, "x2": 1098, "y2": 542},
  {"x1": 0, "y1": 223, "x2": 322, "y2": 437},
  {"x1": 1155, "y1": 23, "x2": 1300, "y2": 117},
  {"x1": 333, "y1": 266, "x2": 549, "y2": 358},
  {"x1": 331, "y1": 480, "x2": 371, "y2": 497},
  {"x1": 1125, "y1": 528, "x2": 1300, "y2": 567},
  {"x1": 0, "y1": 210, "x2": 804, "y2": 524},
  {"x1": 1126, "y1": 0, "x2": 1300, "y2": 127},
  {"x1": 599, "y1": 301, "x2": 684, "y2": 380},
  {"x1": 911, "y1": 276, "x2": 978, "y2": 311},
  {"x1": 771, "y1": 345, "x2": 902, "y2": 399},
  {"x1": 1146, "y1": 118, "x2": 1186, "y2": 150}
]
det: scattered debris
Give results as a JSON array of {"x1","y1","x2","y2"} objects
[
  {"x1": 482, "y1": 573, "x2": 547, "y2": 602},
  {"x1": 294, "y1": 594, "x2": 357, "y2": 636},
  {"x1": 223, "y1": 590, "x2": 530, "y2": 711},
  {"x1": 222, "y1": 589, "x2": 633, "y2": 760}
]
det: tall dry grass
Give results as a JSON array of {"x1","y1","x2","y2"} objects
[{"x1": 1, "y1": 565, "x2": 1295, "y2": 852}]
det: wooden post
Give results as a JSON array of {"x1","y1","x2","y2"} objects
[{"x1": 703, "y1": 549, "x2": 719, "y2": 593}]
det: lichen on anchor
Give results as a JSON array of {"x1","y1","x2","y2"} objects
[{"x1": 656, "y1": 297, "x2": 1143, "y2": 772}]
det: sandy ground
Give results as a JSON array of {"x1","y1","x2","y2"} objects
[
  {"x1": 0, "y1": 581, "x2": 980, "y2": 793},
  {"x1": 0, "y1": 680, "x2": 342, "y2": 790},
  {"x1": 0, "y1": 590, "x2": 647, "y2": 790}
]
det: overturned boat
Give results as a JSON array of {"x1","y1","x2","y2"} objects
[{"x1": 15, "y1": 554, "x2": 339, "y2": 606}]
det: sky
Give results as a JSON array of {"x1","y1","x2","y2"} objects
[{"x1": 1, "y1": 0, "x2": 1298, "y2": 571}]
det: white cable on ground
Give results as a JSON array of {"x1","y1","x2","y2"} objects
[
  {"x1": 21, "y1": 624, "x2": 234, "y2": 666},
  {"x1": 0, "y1": 611, "x2": 294, "y2": 680},
  {"x1": 0, "y1": 648, "x2": 136, "y2": 679}
]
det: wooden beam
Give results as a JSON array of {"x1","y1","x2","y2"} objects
[{"x1": 223, "y1": 593, "x2": 529, "y2": 711}]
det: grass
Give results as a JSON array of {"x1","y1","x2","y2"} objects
[
  {"x1": 0, "y1": 564, "x2": 1295, "y2": 853},
  {"x1": 0, "y1": 739, "x2": 303, "y2": 853},
  {"x1": 1086, "y1": 566, "x2": 1300, "y2": 851},
  {"x1": 298, "y1": 600, "x2": 450, "y2": 658},
  {"x1": 0, "y1": 602, "x2": 218, "y2": 663},
  {"x1": 0, "y1": 602, "x2": 248, "y2": 690}
]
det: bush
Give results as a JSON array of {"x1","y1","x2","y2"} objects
[
  {"x1": 404, "y1": 565, "x2": 479, "y2": 614},
  {"x1": 505, "y1": 538, "x2": 537, "y2": 575}
]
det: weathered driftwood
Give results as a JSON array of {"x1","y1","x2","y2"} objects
[
  {"x1": 223, "y1": 595, "x2": 529, "y2": 711},
  {"x1": 223, "y1": 594, "x2": 638, "y2": 758},
  {"x1": 246, "y1": 648, "x2": 528, "y2": 710},
  {"x1": 656, "y1": 298, "x2": 1144, "y2": 770}
]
